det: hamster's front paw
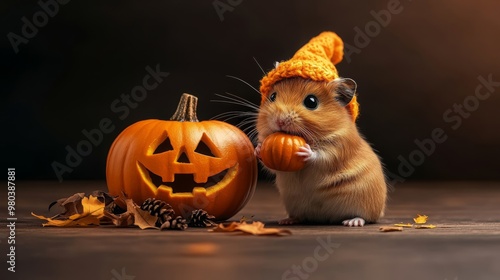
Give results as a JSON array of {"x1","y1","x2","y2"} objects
[
  {"x1": 254, "y1": 143, "x2": 262, "y2": 159},
  {"x1": 342, "y1": 217, "x2": 365, "y2": 227},
  {"x1": 296, "y1": 144, "x2": 317, "y2": 161}
]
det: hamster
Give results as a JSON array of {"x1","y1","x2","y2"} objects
[{"x1": 255, "y1": 77, "x2": 387, "y2": 227}]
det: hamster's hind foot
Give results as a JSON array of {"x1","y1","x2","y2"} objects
[{"x1": 342, "y1": 217, "x2": 365, "y2": 227}]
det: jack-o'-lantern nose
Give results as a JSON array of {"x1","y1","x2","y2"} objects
[{"x1": 177, "y1": 151, "x2": 190, "y2": 163}]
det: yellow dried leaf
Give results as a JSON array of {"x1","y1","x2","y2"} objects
[
  {"x1": 235, "y1": 222, "x2": 270, "y2": 235},
  {"x1": 379, "y1": 226, "x2": 403, "y2": 232},
  {"x1": 31, "y1": 212, "x2": 101, "y2": 227},
  {"x1": 394, "y1": 223, "x2": 413, "y2": 228},
  {"x1": 414, "y1": 224, "x2": 437, "y2": 229},
  {"x1": 211, "y1": 222, "x2": 240, "y2": 232},
  {"x1": 71, "y1": 214, "x2": 101, "y2": 226},
  {"x1": 413, "y1": 214, "x2": 428, "y2": 224},
  {"x1": 210, "y1": 221, "x2": 291, "y2": 236},
  {"x1": 31, "y1": 212, "x2": 75, "y2": 227},
  {"x1": 82, "y1": 196, "x2": 105, "y2": 218},
  {"x1": 32, "y1": 195, "x2": 105, "y2": 227}
]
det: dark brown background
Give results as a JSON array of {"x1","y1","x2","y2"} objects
[{"x1": 2, "y1": 0, "x2": 500, "y2": 182}]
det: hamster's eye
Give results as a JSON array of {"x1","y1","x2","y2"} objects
[
  {"x1": 269, "y1": 92, "x2": 277, "y2": 102},
  {"x1": 303, "y1": 94, "x2": 319, "y2": 110}
]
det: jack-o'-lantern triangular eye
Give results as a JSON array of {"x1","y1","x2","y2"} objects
[
  {"x1": 153, "y1": 135, "x2": 173, "y2": 154},
  {"x1": 195, "y1": 133, "x2": 220, "y2": 158}
]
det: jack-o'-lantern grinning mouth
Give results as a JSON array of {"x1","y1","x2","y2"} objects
[{"x1": 138, "y1": 162, "x2": 234, "y2": 193}]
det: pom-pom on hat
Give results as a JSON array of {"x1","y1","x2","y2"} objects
[{"x1": 259, "y1": 31, "x2": 359, "y2": 122}]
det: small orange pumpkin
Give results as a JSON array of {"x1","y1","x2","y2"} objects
[
  {"x1": 260, "y1": 132, "x2": 306, "y2": 171},
  {"x1": 106, "y1": 93, "x2": 257, "y2": 221}
]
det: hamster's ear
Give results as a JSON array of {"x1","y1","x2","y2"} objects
[{"x1": 328, "y1": 78, "x2": 357, "y2": 106}]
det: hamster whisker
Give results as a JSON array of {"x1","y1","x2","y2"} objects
[
  {"x1": 211, "y1": 99, "x2": 255, "y2": 110},
  {"x1": 226, "y1": 75, "x2": 261, "y2": 95},
  {"x1": 223, "y1": 92, "x2": 257, "y2": 104},
  {"x1": 212, "y1": 110, "x2": 258, "y2": 141},
  {"x1": 211, "y1": 111, "x2": 257, "y2": 122},
  {"x1": 212, "y1": 110, "x2": 257, "y2": 118},
  {"x1": 238, "y1": 118, "x2": 258, "y2": 128},
  {"x1": 245, "y1": 127, "x2": 259, "y2": 144},
  {"x1": 297, "y1": 126, "x2": 319, "y2": 145},
  {"x1": 237, "y1": 120, "x2": 259, "y2": 143},
  {"x1": 212, "y1": 93, "x2": 260, "y2": 111},
  {"x1": 253, "y1": 57, "x2": 266, "y2": 75},
  {"x1": 211, "y1": 92, "x2": 259, "y2": 143}
]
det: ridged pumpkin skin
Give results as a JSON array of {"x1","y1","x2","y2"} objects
[
  {"x1": 260, "y1": 132, "x2": 306, "y2": 172},
  {"x1": 106, "y1": 94, "x2": 257, "y2": 221}
]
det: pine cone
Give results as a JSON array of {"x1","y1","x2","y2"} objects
[
  {"x1": 140, "y1": 198, "x2": 175, "y2": 227},
  {"x1": 160, "y1": 216, "x2": 188, "y2": 230},
  {"x1": 188, "y1": 209, "x2": 216, "y2": 227}
]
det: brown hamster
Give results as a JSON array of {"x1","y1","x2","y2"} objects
[{"x1": 255, "y1": 77, "x2": 387, "y2": 226}]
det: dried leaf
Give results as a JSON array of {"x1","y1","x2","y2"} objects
[
  {"x1": 70, "y1": 213, "x2": 101, "y2": 226},
  {"x1": 105, "y1": 200, "x2": 127, "y2": 215},
  {"x1": 103, "y1": 198, "x2": 160, "y2": 229},
  {"x1": 90, "y1": 190, "x2": 116, "y2": 206},
  {"x1": 49, "y1": 192, "x2": 85, "y2": 219},
  {"x1": 31, "y1": 212, "x2": 101, "y2": 227},
  {"x1": 414, "y1": 224, "x2": 437, "y2": 229},
  {"x1": 379, "y1": 226, "x2": 403, "y2": 232},
  {"x1": 237, "y1": 222, "x2": 291, "y2": 235},
  {"x1": 394, "y1": 223, "x2": 413, "y2": 228},
  {"x1": 125, "y1": 198, "x2": 159, "y2": 230},
  {"x1": 83, "y1": 196, "x2": 105, "y2": 218},
  {"x1": 210, "y1": 221, "x2": 291, "y2": 236},
  {"x1": 413, "y1": 214, "x2": 428, "y2": 224},
  {"x1": 211, "y1": 222, "x2": 240, "y2": 232},
  {"x1": 103, "y1": 210, "x2": 134, "y2": 227},
  {"x1": 32, "y1": 212, "x2": 77, "y2": 227},
  {"x1": 32, "y1": 195, "x2": 105, "y2": 227}
]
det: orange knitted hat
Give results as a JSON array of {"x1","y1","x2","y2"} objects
[{"x1": 259, "y1": 31, "x2": 359, "y2": 121}]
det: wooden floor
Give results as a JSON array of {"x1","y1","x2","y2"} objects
[{"x1": 1, "y1": 180, "x2": 500, "y2": 280}]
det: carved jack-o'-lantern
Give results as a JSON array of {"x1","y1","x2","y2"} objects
[{"x1": 106, "y1": 94, "x2": 257, "y2": 220}]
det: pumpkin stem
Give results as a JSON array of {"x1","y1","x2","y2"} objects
[{"x1": 170, "y1": 93, "x2": 199, "y2": 122}]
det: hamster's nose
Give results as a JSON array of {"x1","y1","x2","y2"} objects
[{"x1": 277, "y1": 119, "x2": 285, "y2": 128}]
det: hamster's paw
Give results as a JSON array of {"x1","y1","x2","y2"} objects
[
  {"x1": 296, "y1": 144, "x2": 317, "y2": 161},
  {"x1": 254, "y1": 143, "x2": 262, "y2": 159},
  {"x1": 279, "y1": 217, "x2": 300, "y2": 225},
  {"x1": 342, "y1": 217, "x2": 365, "y2": 227}
]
